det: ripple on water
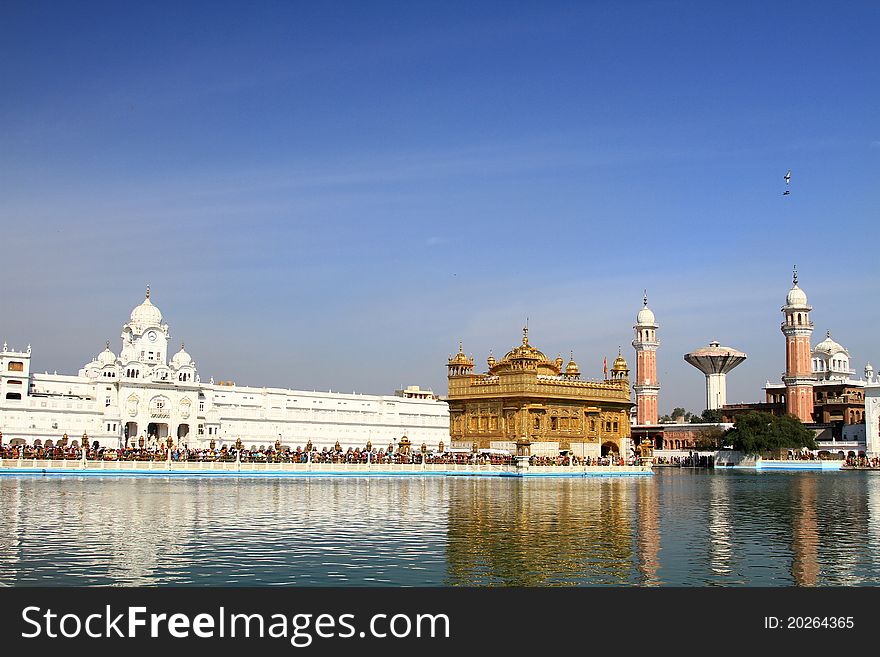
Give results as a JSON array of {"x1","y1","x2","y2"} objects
[{"x1": 1, "y1": 472, "x2": 880, "y2": 586}]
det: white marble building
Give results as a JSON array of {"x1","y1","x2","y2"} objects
[
  {"x1": 864, "y1": 372, "x2": 880, "y2": 458},
  {"x1": 0, "y1": 288, "x2": 449, "y2": 451}
]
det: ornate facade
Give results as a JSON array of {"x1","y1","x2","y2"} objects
[
  {"x1": 0, "y1": 288, "x2": 448, "y2": 450},
  {"x1": 446, "y1": 328, "x2": 632, "y2": 457}
]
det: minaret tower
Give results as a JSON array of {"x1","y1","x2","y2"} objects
[
  {"x1": 632, "y1": 292, "x2": 660, "y2": 425},
  {"x1": 781, "y1": 266, "x2": 815, "y2": 422}
]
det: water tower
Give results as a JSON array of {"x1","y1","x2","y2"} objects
[{"x1": 684, "y1": 341, "x2": 747, "y2": 411}]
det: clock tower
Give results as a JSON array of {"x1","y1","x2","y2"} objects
[{"x1": 122, "y1": 285, "x2": 170, "y2": 366}]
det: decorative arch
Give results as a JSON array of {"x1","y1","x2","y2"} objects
[
  {"x1": 126, "y1": 395, "x2": 139, "y2": 417},
  {"x1": 601, "y1": 441, "x2": 620, "y2": 456},
  {"x1": 149, "y1": 395, "x2": 171, "y2": 418}
]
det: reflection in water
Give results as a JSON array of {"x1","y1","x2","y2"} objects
[
  {"x1": 791, "y1": 476, "x2": 818, "y2": 586},
  {"x1": 445, "y1": 478, "x2": 636, "y2": 586},
  {"x1": 1, "y1": 472, "x2": 880, "y2": 586},
  {"x1": 635, "y1": 479, "x2": 660, "y2": 586},
  {"x1": 869, "y1": 477, "x2": 880, "y2": 577},
  {"x1": 708, "y1": 475, "x2": 733, "y2": 579}
]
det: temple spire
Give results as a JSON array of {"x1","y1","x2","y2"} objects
[
  {"x1": 146, "y1": 283, "x2": 151, "y2": 299},
  {"x1": 792, "y1": 265, "x2": 798, "y2": 286}
]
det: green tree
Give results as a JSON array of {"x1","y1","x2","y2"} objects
[
  {"x1": 699, "y1": 408, "x2": 724, "y2": 423},
  {"x1": 722, "y1": 412, "x2": 817, "y2": 455},
  {"x1": 694, "y1": 427, "x2": 726, "y2": 450},
  {"x1": 660, "y1": 407, "x2": 694, "y2": 423}
]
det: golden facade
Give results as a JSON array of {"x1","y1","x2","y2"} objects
[{"x1": 446, "y1": 328, "x2": 632, "y2": 456}]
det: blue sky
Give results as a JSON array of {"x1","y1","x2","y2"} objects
[{"x1": 1, "y1": 1, "x2": 878, "y2": 413}]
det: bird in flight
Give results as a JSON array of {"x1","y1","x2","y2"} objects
[{"x1": 783, "y1": 169, "x2": 791, "y2": 196}]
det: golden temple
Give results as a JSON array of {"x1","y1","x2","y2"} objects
[{"x1": 446, "y1": 327, "x2": 632, "y2": 457}]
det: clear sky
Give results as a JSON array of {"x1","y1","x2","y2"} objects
[{"x1": 1, "y1": 1, "x2": 878, "y2": 413}]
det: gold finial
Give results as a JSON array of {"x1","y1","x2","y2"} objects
[
  {"x1": 792, "y1": 265, "x2": 798, "y2": 286},
  {"x1": 522, "y1": 321, "x2": 529, "y2": 345},
  {"x1": 458, "y1": 340, "x2": 463, "y2": 354},
  {"x1": 146, "y1": 284, "x2": 151, "y2": 299}
]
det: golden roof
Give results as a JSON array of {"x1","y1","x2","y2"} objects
[
  {"x1": 612, "y1": 350, "x2": 629, "y2": 371},
  {"x1": 502, "y1": 327, "x2": 549, "y2": 364},
  {"x1": 448, "y1": 341, "x2": 474, "y2": 366}
]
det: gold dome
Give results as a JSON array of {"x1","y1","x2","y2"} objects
[
  {"x1": 612, "y1": 351, "x2": 629, "y2": 372},
  {"x1": 448, "y1": 340, "x2": 473, "y2": 366},
  {"x1": 502, "y1": 327, "x2": 549, "y2": 364},
  {"x1": 487, "y1": 351, "x2": 496, "y2": 368},
  {"x1": 565, "y1": 352, "x2": 580, "y2": 375}
]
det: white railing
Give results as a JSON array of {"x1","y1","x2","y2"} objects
[{"x1": 0, "y1": 459, "x2": 651, "y2": 475}]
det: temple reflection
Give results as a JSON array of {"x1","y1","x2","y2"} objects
[
  {"x1": 444, "y1": 478, "x2": 639, "y2": 585},
  {"x1": 4, "y1": 473, "x2": 880, "y2": 586}
]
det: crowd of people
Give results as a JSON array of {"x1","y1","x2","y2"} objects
[
  {"x1": 843, "y1": 455, "x2": 880, "y2": 469},
  {"x1": 783, "y1": 451, "x2": 822, "y2": 460},
  {"x1": 653, "y1": 455, "x2": 714, "y2": 468},
  {"x1": 0, "y1": 440, "x2": 636, "y2": 466}
]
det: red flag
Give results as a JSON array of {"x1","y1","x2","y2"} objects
[{"x1": 603, "y1": 356, "x2": 608, "y2": 377}]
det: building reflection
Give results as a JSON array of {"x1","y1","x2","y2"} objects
[
  {"x1": 790, "y1": 475, "x2": 819, "y2": 586},
  {"x1": 634, "y1": 478, "x2": 661, "y2": 586},
  {"x1": 444, "y1": 478, "x2": 639, "y2": 585}
]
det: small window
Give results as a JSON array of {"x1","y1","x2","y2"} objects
[
  {"x1": 7, "y1": 361, "x2": 24, "y2": 372},
  {"x1": 5, "y1": 392, "x2": 21, "y2": 400}
]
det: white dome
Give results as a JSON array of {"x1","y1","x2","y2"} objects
[
  {"x1": 130, "y1": 286, "x2": 163, "y2": 329},
  {"x1": 171, "y1": 344, "x2": 193, "y2": 368},
  {"x1": 786, "y1": 284, "x2": 808, "y2": 307},
  {"x1": 97, "y1": 343, "x2": 116, "y2": 366},
  {"x1": 636, "y1": 292, "x2": 656, "y2": 325},
  {"x1": 813, "y1": 331, "x2": 848, "y2": 357}
]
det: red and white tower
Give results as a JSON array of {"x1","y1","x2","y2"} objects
[
  {"x1": 781, "y1": 267, "x2": 815, "y2": 423},
  {"x1": 632, "y1": 292, "x2": 660, "y2": 425}
]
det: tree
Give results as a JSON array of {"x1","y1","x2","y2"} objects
[
  {"x1": 722, "y1": 412, "x2": 817, "y2": 455},
  {"x1": 661, "y1": 407, "x2": 694, "y2": 423},
  {"x1": 694, "y1": 427, "x2": 726, "y2": 451},
  {"x1": 699, "y1": 408, "x2": 724, "y2": 423}
]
